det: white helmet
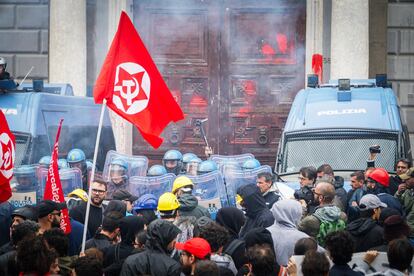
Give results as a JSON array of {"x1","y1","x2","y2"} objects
[{"x1": 0, "y1": 57, "x2": 6, "y2": 69}]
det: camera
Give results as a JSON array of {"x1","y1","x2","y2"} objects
[
  {"x1": 369, "y1": 145, "x2": 381, "y2": 154},
  {"x1": 294, "y1": 186, "x2": 314, "y2": 203}
]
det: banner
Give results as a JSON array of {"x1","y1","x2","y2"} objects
[{"x1": 0, "y1": 110, "x2": 14, "y2": 202}]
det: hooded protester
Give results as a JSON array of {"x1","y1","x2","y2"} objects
[
  {"x1": 178, "y1": 193, "x2": 210, "y2": 219},
  {"x1": 104, "y1": 200, "x2": 127, "y2": 217},
  {"x1": 216, "y1": 207, "x2": 246, "y2": 269},
  {"x1": 346, "y1": 194, "x2": 386, "y2": 252},
  {"x1": 120, "y1": 219, "x2": 181, "y2": 276},
  {"x1": 267, "y1": 199, "x2": 320, "y2": 266},
  {"x1": 237, "y1": 185, "x2": 274, "y2": 238},
  {"x1": 102, "y1": 216, "x2": 145, "y2": 275}
]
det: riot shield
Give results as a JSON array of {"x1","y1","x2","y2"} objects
[
  {"x1": 224, "y1": 165, "x2": 272, "y2": 206},
  {"x1": 38, "y1": 167, "x2": 83, "y2": 196},
  {"x1": 9, "y1": 165, "x2": 41, "y2": 208},
  {"x1": 187, "y1": 171, "x2": 228, "y2": 219},
  {"x1": 129, "y1": 173, "x2": 176, "y2": 200},
  {"x1": 102, "y1": 150, "x2": 148, "y2": 181},
  {"x1": 210, "y1": 154, "x2": 255, "y2": 173}
]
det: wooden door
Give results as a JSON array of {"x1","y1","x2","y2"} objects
[{"x1": 133, "y1": 0, "x2": 306, "y2": 168}]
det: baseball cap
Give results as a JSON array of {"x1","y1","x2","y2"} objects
[
  {"x1": 112, "y1": 189, "x2": 138, "y2": 202},
  {"x1": 359, "y1": 194, "x2": 387, "y2": 211},
  {"x1": 175, "y1": 237, "x2": 211, "y2": 259},
  {"x1": 37, "y1": 200, "x2": 66, "y2": 218},
  {"x1": 12, "y1": 205, "x2": 37, "y2": 221},
  {"x1": 399, "y1": 167, "x2": 414, "y2": 181}
]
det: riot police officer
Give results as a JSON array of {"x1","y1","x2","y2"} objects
[
  {"x1": 182, "y1": 153, "x2": 197, "y2": 174},
  {"x1": 38, "y1": 156, "x2": 51, "y2": 169},
  {"x1": 67, "y1": 148, "x2": 89, "y2": 190},
  {"x1": 147, "y1": 164, "x2": 167, "y2": 177},
  {"x1": 0, "y1": 57, "x2": 11, "y2": 80},
  {"x1": 242, "y1": 158, "x2": 261, "y2": 170},
  {"x1": 107, "y1": 158, "x2": 129, "y2": 197},
  {"x1": 162, "y1": 150, "x2": 183, "y2": 175},
  {"x1": 13, "y1": 165, "x2": 37, "y2": 192},
  {"x1": 197, "y1": 160, "x2": 218, "y2": 175}
]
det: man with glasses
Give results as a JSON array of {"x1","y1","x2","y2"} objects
[
  {"x1": 70, "y1": 179, "x2": 108, "y2": 235},
  {"x1": 36, "y1": 200, "x2": 66, "y2": 234}
]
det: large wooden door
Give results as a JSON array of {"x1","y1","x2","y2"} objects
[{"x1": 133, "y1": 0, "x2": 305, "y2": 168}]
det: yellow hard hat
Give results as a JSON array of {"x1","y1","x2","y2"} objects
[
  {"x1": 172, "y1": 175, "x2": 194, "y2": 194},
  {"x1": 157, "y1": 192, "x2": 180, "y2": 211},
  {"x1": 68, "y1": 189, "x2": 88, "y2": 202},
  {"x1": 236, "y1": 194, "x2": 243, "y2": 205}
]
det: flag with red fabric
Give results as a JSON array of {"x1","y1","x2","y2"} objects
[
  {"x1": 93, "y1": 11, "x2": 184, "y2": 148},
  {"x1": 0, "y1": 110, "x2": 14, "y2": 203},
  {"x1": 44, "y1": 119, "x2": 71, "y2": 234},
  {"x1": 312, "y1": 54, "x2": 323, "y2": 83}
]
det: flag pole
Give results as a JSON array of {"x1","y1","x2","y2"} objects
[{"x1": 80, "y1": 99, "x2": 107, "y2": 253}]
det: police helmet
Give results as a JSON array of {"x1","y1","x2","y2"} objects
[
  {"x1": 110, "y1": 158, "x2": 128, "y2": 172},
  {"x1": 242, "y1": 158, "x2": 261, "y2": 170},
  {"x1": 67, "y1": 149, "x2": 86, "y2": 163},
  {"x1": 0, "y1": 57, "x2": 6, "y2": 69},
  {"x1": 58, "y1": 159, "x2": 69, "y2": 169},
  {"x1": 183, "y1": 153, "x2": 197, "y2": 165},
  {"x1": 38, "y1": 156, "x2": 51, "y2": 167},
  {"x1": 147, "y1": 164, "x2": 167, "y2": 177},
  {"x1": 162, "y1": 150, "x2": 183, "y2": 175},
  {"x1": 197, "y1": 160, "x2": 218, "y2": 175},
  {"x1": 12, "y1": 206, "x2": 37, "y2": 221},
  {"x1": 133, "y1": 194, "x2": 158, "y2": 211},
  {"x1": 14, "y1": 165, "x2": 37, "y2": 188}
]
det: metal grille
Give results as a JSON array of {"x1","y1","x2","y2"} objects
[
  {"x1": 13, "y1": 134, "x2": 30, "y2": 167},
  {"x1": 281, "y1": 130, "x2": 398, "y2": 173}
]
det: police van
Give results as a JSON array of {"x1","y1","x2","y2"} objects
[
  {"x1": 0, "y1": 80, "x2": 115, "y2": 170},
  {"x1": 275, "y1": 75, "x2": 412, "y2": 181}
]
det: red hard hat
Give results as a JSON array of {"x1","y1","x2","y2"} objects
[{"x1": 369, "y1": 168, "x2": 390, "y2": 187}]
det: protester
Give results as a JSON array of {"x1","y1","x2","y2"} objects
[
  {"x1": 287, "y1": 250, "x2": 330, "y2": 276},
  {"x1": 198, "y1": 221, "x2": 237, "y2": 275},
  {"x1": 256, "y1": 172, "x2": 280, "y2": 209},
  {"x1": 72, "y1": 256, "x2": 104, "y2": 276},
  {"x1": 243, "y1": 244, "x2": 282, "y2": 276},
  {"x1": 298, "y1": 182, "x2": 346, "y2": 245},
  {"x1": 85, "y1": 211, "x2": 123, "y2": 251},
  {"x1": 43, "y1": 228, "x2": 76, "y2": 276},
  {"x1": 120, "y1": 219, "x2": 181, "y2": 275},
  {"x1": 237, "y1": 185, "x2": 274, "y2": 237},
  {"x1": 175, "y1": 237, "x2": 212, "y2": 276},
  {"x1": 317, "y1": 164, "x2": 347, "y2": 209},
  {"x1": 395, "y1": 167, "x2": 414, "y2": 236},
  {"x1": 104, "y1": 200, "x2": 127, "y2": 217},
  {"x1": 173, "y1": 176, "x2": 210, "y2": 218},
  {"x1": 70, "y1": 179, "x2": 107, "y2": 235},
  {"x1": 372, "y1": 214, "x2": 411, "y2": 252},
  {"x1": 216, "y1": 207, "x2": 246, "y2": 269},
  {"x1": 346, "y1": 194, "x2": 386, "y2": 252},
  {"x1": 111, "y1": 189, "x2": 138, "y2": 215},
  {"x1": 36, "y1": 200, "x2": 66, "y2": 234},
  {"x1": 366, "y1": 168, "x2": 390, "y2": 195},
  {"x1": 0, "y1": 200, "x2": 14, "y2": 247},
  {"x1": 194, "y1": 260, "x2": 220, "y2": 276},
  {"x1": 294, "y1": 166, "x2": 317, "y2": 213},
  {"x1": 324, "y1": 230, "x2": 363, "y2": 275},
  {"x1": 157, "y1": 192, "x2": 181, "y2": 222},
  {"x1": 293, "y1": 237, "x2": 317, "y2": 255},
  {"x1": 133, "y1": 194, "x2": 158, "y2": 225},
  {"x1": 347, "y1": 171, "x2": 366, "y2": 221},
  {"x1": 389, "y1": 158, "x2": 412, "y2": 195}
]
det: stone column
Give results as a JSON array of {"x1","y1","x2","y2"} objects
[
  {"x1": 305, "y1": 0, "x2": 332, "y2": 84},
  {"x1": 49, "y1": 0, "x2": 86, "y2": 96},
  {"x1": 107, "y1": 0, "x2": 134, "y2": 155}
]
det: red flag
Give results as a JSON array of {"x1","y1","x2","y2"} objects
[
  {"x1": 93, "y1": 11, "x2": 184, "y2": 148},
  {"x1": 0, "y1": 110, "x2": 14, "y2": 202},
  {"x1": 44, "y1": 119, "x2": 71, "y2": 234}
]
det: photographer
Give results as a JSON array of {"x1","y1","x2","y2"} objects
[{"x1": 294, "y1": 166, "x2": 317, "y2": 214}]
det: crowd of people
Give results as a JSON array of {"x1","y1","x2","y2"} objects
[{"x1": 1, "y1": 147, "x2": 414, "y2": 275}]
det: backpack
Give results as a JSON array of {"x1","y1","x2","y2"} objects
[{"x1": 316, "y1": 218, "x2": 346, "y2": 246}]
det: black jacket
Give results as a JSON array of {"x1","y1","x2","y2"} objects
[
  {"x1": 334, "y1": 176, "x2": 347, "y2": 210},
  {"x1": 346, "y1": 217, "x2": 384, "y2": 252},
  {"x1": 263, "y1": 191, "x2": 280, "y2": 209},
  {"x1": 178, "y1": 194, "x2": 210, "y2": 219},
  {"x1": 120, "y1": 219, "x2": 181, "y2": 276},
  {"x1": 237, "y1": 185, "x2": 274, "y2": 238},
  {"x1": 70, "y1": 201, "x2": 105, "y2": 236},
  {"x1": 85, "y1": 233, "x2": 112, "y2": 251},
  {"x1": 329, "y1": 264, "x2": 363, "y2": 276}
]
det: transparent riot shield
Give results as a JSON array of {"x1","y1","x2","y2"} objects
[
  {"x1": 187, "y1": 171, "x2": 228, "y2": 219},
  {"x1": 210, "y1": 154, "x2": 255, "y2": 173},
  {"x1": 129, "y1": 173, "x2": 176, "y2": 200},
  {"x1": 102, "y1": 150, "x2": 149, "y2": 181},
  {"x1": 224, "y1": 165, "x2": 272, "y2": 206},
  {"x1": 9, "y1": 164, "x2": 41, "y2": 208},
  {"x1": 38, "y1": 167, "x2": 83, "y2": 197}
]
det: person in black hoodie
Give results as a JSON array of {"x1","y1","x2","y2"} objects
[
  {"x1": 237, "y1": 185, "x2": 274, "y2": 238},
  {"x1": 216, "y1": 207, "x2": 246, "y2": 270},
  {"x1": 346, "y1": 194, "x2": 386, "y2": 252},
  {"x1": 120, "y1": 219, "x2": 181, "y2": 276},
  {"x1": 102, "y1": 216, "x2": 145, "y2": 275}
]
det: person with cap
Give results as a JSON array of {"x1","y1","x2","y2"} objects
[
  {"x1": 120, "y1": 219, "x2": 182, "y2": 276},
  {"x1": 111, "y1": 189, "x2": 138, "y2": 215},
  {"x1": 346, "y1": 194, "x2": 386, "y2": 252},
  {"x1": 67, "y1": 188, "x2": 88, "y2": 211},
  {"x1": 36, "y1": 199, "x2": 66, "y2": 234},
  {"x1": 237, "y1": 184, "x2": 274, "y2": 238},
  {"x1": 366, "y1": 167, "x2": 390, "y2": 195},
  {"x1": 172, "y1": 176, "x2": 210, "y2": 219},
  {"x1": 157, "y1": 192, "x2": 181, "y2": 222},
  {"x1": 175, "y1": 237, "x2": 212, "y2": 276},
  {"x1": 395, "y1": 167, "x2": 414, "y2": 236}
]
